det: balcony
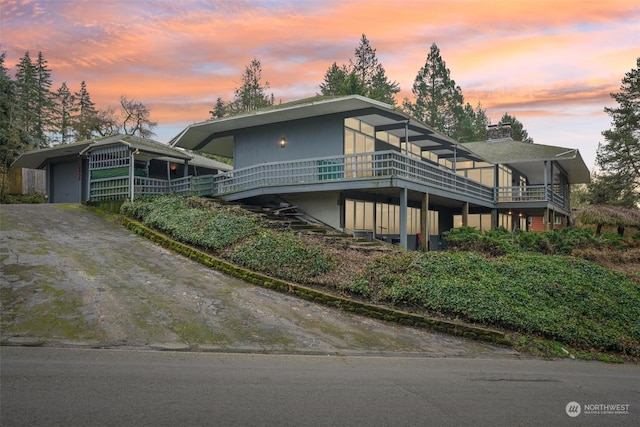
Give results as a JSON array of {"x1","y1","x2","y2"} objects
[{"x1": 88, "y1": 150, "x2": 569, "y2": 212}]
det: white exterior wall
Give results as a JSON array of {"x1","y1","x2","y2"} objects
[{"x1": 283, "y1": 191, "x2": 342, "y2": 230}]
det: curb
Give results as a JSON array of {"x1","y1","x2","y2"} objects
[{"x1": 121, "y1": 216, "x2": 512, "y2": 348}]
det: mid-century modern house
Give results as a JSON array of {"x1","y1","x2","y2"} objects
[
  {"x1": 11, "y1": 134, "x2": 232, "y2": 204},
  {"x1": 170, "y1": 95, "x2": 590, "y2": 249},
  {"x1": 12, "y1": 96, "x2": 590, "y2": 250}
]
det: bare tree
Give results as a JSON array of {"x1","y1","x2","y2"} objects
[{"x1": 119, "y1": 95, "x2": 157, "y2": 138}]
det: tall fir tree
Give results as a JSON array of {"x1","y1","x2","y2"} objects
[
  {"x1": 596, "y1": 57, "x2": 640, "y2": 204},
  {"x1": 319, "y1": 34, "x2": 399, "y2": 104},
  {"x1": 1, "y1": 51, "x2": 31, "y2": 200},
  {"x1": 14, "y1": 51, "x2": 38, "y2": 144},
  {"x1": 54, "y1": 82, "x2": 75, "y2": 144},
  {"x1": 406, "y1": 43, "x2": 465, "y2": 138},
  {"x1": 34, "y1": 52, "x2": 54, "y2": 146},
  {"x1": 231, "y1": 58, "x2": 274, "y2": 114},
  {"x1": 319, "y1": 62, "x2": 351, "y2": 96},
  {"x1": 73, "y1": 80, "x2": 98, "y2": 141}
]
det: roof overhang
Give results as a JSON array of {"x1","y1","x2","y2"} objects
[
  {"x1": 12, "y1": 135, "x2": 194, "y2": 170},
  {"x1": 463, "y1": 139, "x2": 591, "y2": 184},
  {"x1": 171, "y1": 95, "x2": 482, "y2": 163},
  {"x1": 12, "y1": 141, "x2": 93, "y2": 169}
]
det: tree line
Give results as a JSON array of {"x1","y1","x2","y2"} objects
[
  {"x1": 0, "y1": 51, "x2": 157, "y2": 167},
  {"x1": 1, "y1": 36, "x2": 637, "y2": 207}
]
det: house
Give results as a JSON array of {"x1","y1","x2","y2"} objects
[
  {"x1": 11, "y1": 134, "x2": 232, "y2": 204},
  {"x1": 12, "y1": 96, "x2": 589, "y2": 251},
  {"x1": 171, "y1": 95, "x2": 590, "y2": 250}
]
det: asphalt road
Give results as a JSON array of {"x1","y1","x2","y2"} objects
[{"x1": 1, "y1": 347, "x2": 638, "y2": 427}]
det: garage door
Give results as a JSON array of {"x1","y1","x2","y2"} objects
[{"x1": 51, "y1": 161, "x2": 80, "y2": 203}]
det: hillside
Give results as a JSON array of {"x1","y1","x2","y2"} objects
[{"x1": 121, "y1": 195, "x2": 640, "y2": 361}]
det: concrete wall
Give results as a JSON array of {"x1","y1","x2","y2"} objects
[{"x1": 234, "y1": 114, "x2": 344, "y2": 169}]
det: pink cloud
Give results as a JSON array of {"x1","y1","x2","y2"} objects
[{"x1": 1, "y1": 0, "x2": 637, "y2": 167}]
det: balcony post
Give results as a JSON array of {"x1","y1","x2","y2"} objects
[
  {"x1": 420, "y1": 193, "x2": 429, "y2": 251},
  {"x1": 491, "y1": 209, "x2": 498, "y2": 230},
  {"x1": 129, "y1": 149, "x2": 135, "y2": 201},
  {"x1": 400, "y1": 187, "x2": 408, "y2": 249},
  {"x1": 462, "y1": 202, "x2": 469, "y2": 227},
  {"x1": 543, "y1": 161, "x2": 548, "y2": 201}
]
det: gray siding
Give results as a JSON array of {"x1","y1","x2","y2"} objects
[{"x1": 234, "y1": 114, "x2": 344, "y2": 169}]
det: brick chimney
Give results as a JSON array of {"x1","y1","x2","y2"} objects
[{"x1": 487, "y1": 123, "x2": 512, "y2": 141}]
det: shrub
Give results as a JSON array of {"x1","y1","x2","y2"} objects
[{"x1": 226, "y1": 230, "x2": 335, "y2": 283}]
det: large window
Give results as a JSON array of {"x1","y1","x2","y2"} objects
[
  {"x1": 344, "y1": 118, "x2": 374, "y2": 177},
  {"x1": 345, "y1": 199, "x2": 438, "y2": 236}
]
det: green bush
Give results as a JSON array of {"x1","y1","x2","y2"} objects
[
  {"x1": 121, "y1": 195, "x2": 640, "y2": 357},
  {"x1": 1, "y1": 192, "x2": 47, "y2": 204},
  {"x1": 350, "y1": 251, "x2": 640, "y2": 355},
  {"x1": 121, "y1": 195, "x2": 260, "y2": 252},
  {"x1": 226, "y1": 230, "x2": 335, "y2": 283}
]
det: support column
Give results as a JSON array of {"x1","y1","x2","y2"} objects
[
  {"x1": 545, "y1": 208, "x2": 551, "y2": 231},
  {"x1": 543, "y1": 161, "x2": 548, "y2": 201},
  {"x1": 420, "y1": 193, "x2": 429, "y2": 251},
  {"x1": 399, "y1": 188, "x2": 408, "y2": 249},
  {"x1": 129, "y1": 150, "x2": 135, "y2": 201},
  {"x1": 550, "y1": 162, "x2": 555, "y2": 203},
  {"x1": 183, "y1": 160, "x2": 189, "y2": 177},
  {"x1": 462, "y1": 202, "x2": 469, "y2": 227},
  {"x1": 491, "y1": 209, "x2": 498, "y2": 230}
]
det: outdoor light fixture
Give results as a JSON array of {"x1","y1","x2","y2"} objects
[
  {"x1": 134, "y1": 149, "x2": 141, "y2": 155},
  {"x1": 280, "y1": 137, "x2": 286, "y2": 148}
]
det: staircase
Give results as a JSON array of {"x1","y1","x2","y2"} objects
[{"x1": 237, "y1": 202, "x2": 395, "y2": 252}]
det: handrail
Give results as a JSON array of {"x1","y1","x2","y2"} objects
[
  {"x1": 88, "y1": 151, "x2": 569, "y2": 211},
  {"x1": 209, "y1": 150, "x2": 496, "y2": 203}
]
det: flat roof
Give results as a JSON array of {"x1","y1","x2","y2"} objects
[{"x1": 171, "y1": 95, "x2": 481, "y2": 163}]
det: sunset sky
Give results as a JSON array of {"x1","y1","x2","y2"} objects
[{"x1": 2, "y1": 0, "x2": 639, "y2": 171}]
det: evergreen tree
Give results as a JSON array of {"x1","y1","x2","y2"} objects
[
  {"x1": 499, "y1": 113, "x2": 533, "y2": 143},
  {"x1": 0, "y1": 51, "x2": 31, "y2": 200},
  {"x1": 407, "y1": 43, "x2": 465, "y2": 138},
  {"x1": 230, "y1": 58, "x2": 274, "y2": 113},
  {"x1": 209, "y1": 96, "x2": 229, "y2": 119},
  {"x1": 319, "y1": 34, "x2": 399, "y2": 104},
  {"x1": 14, "y1": 51, "x2": 38, "y2": 144},
  {"x1": 596, "y1": 57, "x2": 640, "y2": 201},
  {"x1": 119, "y1": 95, "x2": 157, "y2": 138},
  {"x1": 319, "y1": 62, "x2": 350, "y2": 96},
  {"x1": 54, "y1": 82, "x2": 75, "y2": 144},
  {"x1": 457, "y1": 102, "x2": 490, "y2": 142},
  {"x1": 34, "y1": 52, "x2": 54, "y2": 146},
  {"x1": 73, "y1": 80, "x2": 98, "y2": 141},
  {"x1": 580, "y1": 172, "x2": 638, "y2": 208}
]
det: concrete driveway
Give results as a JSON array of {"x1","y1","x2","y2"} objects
[{"x1": 0, "y1": 204, "x2": 516, "y2": 357}]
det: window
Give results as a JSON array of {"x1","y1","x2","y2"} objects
[{"x1": 345, "y1": 199, "x2": 437, "y2": 236}]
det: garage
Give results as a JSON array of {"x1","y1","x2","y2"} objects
[{"x1": 50, "y1": 161, "x2": 81, "y2": 203}]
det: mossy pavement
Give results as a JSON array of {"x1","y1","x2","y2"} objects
[{"x1": 1, "y1": 204, "x2": 516, "y2": 357}]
